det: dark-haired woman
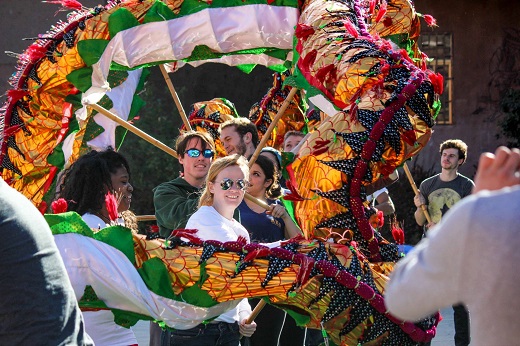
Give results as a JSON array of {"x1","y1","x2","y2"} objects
[
  {"x1": 239, "y1": 155, "x2": 300, "y2": 243},
  {"x1": 55, "y1": 149, "x2": 137, "y2": 346},
  {"x1": 239, "y1": 155, "x2": 301, "y2": 346},
  {"x1": 58, "y1": 149, "x2": 134, "y2": 230}
]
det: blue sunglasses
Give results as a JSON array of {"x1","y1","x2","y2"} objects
[{"x1": 185, "y1": 148, "x2": 214, "y2": 159}]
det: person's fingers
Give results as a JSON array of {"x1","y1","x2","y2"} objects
[
  {"x1": 476, "y1": 151, "x2": 496, "y2": 172},
  {"x1": 502, "y1": 147, "x2": 520, "y2": 175}
]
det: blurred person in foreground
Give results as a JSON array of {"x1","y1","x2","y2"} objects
[
  {"x1": 386, "y1": 146, "x2": 520, "y2": 346},
  {"x1": 0, "y1": 177, "x2": 92, "y2": 345}
]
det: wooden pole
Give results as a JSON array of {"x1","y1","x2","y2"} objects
[
  {"x1": 159, "y1": 65, "x2": 192, "y2": 131},
  {"x1": 246, "y1": 300, "x2": 267, "y2": 324},
  {"x1": 88, "y1": 103, "x2": 178, "y2": 158},
  {"x1": 403, "y1": 162, "x2": 432, "y2": 224},
  {"x1": 248, "y1": 87, "x2": 298, "y2": 168},
  {"x1": 135, "y1": 215, "x2": 157, "y2": 222}
]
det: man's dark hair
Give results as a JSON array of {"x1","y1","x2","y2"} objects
[
  {"x1": 439, "y1": 139, "x2": 468, "y2": 165},
  {"x1": 176, "y1": 130, "x2": 215, "y2": 158}
]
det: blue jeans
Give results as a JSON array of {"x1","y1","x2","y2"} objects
[{"x1": 169, "y1": 322, "x2": 241, "y2": 346}]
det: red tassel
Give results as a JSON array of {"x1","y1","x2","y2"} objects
[
  {"x1": 369, "y1": 0, "x2": 376, "y2": 14},
  {"x1": 42, "y1": 0, "x2": 83, "y2": 10},
  {"x1": 105, "y1": 192, "x2": 119, "y2": 221},
  {"x1": 295, "y1": 23, "x2": 315, "y2": 40},
  {"x1": 375, "y1": 1, "x2": 387, "y2": 23},
  {"x1": 343, "y1": 20, "x2": 359, "y2": 38},
  {"x1": 426, "y1": 70, "x2": 444, "y2": 95},
  {"x1": 243, "y1": 248, "x2": 271, "y2": 263},
  {"x1": 423, "y1": 14, "x2": 438, "y2": 28},
  {"x1": 26, "y1": 44, "x2": 47, "y2": 62},
  {"x1": 315, "y1": 64, "x2": 335, "y2": 81},
  {"x1": 170, "y1": 229, "x2": 203, "y2": 245},
  {"x1": 38, "y1": 201, "x2": 48, "y2": 215},
  {"x1": 51, "y1": 198, "x2": 69, "y2": 214},
  {"x1": 7, "y1": 89, "x2": 29, "y2": 103},
  {"x1": 391, "y1": 225, "x2": 405, "y2": 245}
]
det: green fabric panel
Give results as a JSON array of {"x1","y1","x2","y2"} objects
[
  {"x1": 77, "y1": 39, "x2": 110, "y2": 67},
  {"x1": 65, "y1": 93, "x2": 83, "y2": 110},
  {"x1": 268, "y1": 64, "x2": 289, "y2": 73},
  {"x1": 109, "y1": 8, "x2": 140, "y2": 38},
  {"x1": 129, "y1": 94, "x2": 146, "y2": 120},
  {"x1": 280, "y1": 198, "x2": 297, "y2": 225},
  {"x1": 45, "y1": 212, "x2": 94, "y2": 237},
  {"x1": 107, "y1": 70, "x2": 129, "y2": 89},
  {"x1": 78, "y1": 285, "x2": 108, "y2": 310},
  {"x1": 94, "y1": 225, "x2": 136, "y2": 265},
  {"x1": 109, "y1": 49, "x2": 289, "y2": 73},
  {"x1": 82, "y1": 116, "x2": 105, "y2": 146},
  {"x1": 142, "y1": 1, "x2": 176, "y2": 23},
  {"x1": 219, "y1": 98, "x2": 239, "y2": 116},
  {"x1": 137, "y1": 258, "x2": 177, "y2": 299},
  {"x1": 47, "y1": 142, "x2": 65, "y2": 169},
  {"x1": 136, "y1": 68, "x2": 151, "y2": 92},
  {"x1": 285, "y1": 308, "x2": 310, "y2": 327},
  {"x1": 112, "y1": 309, "x2": 154, "y2": 328},
  {"x1": 115, "y1": 126, "x2": 127, "y2": 151},
  {"x1": 177, "y1": 262, "x2": 218, "y2": 308},
  {"x1": 66, "y1": 66, "x2": 93, "y2": 92},
  {"x1": 236, "y1": 64, "x2": 256, "y2": 74},
  {"x1": 385, "y1": 33, "x2": 412, "y2": 51}
]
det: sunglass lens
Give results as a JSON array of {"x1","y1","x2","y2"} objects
[
  {"x1": 186, "y1": 149, "x2": 200, "y2": 157},
  {"x1": 203, "y1": 149, "x2": 214, "y2": 158},
  {"x1": 220, "y1": 178, "x2": 233, "y2": 190},
  {"x1": 236, "y1": 179, "x2": 246, "y2": 190}
]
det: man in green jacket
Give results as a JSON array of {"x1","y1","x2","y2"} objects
[
  {"x1": 151, "y1": 130, "x2": 216, "y2": 346},
  {"x1": 153, "y1": 130, "x2": 215, "y2": 238}
]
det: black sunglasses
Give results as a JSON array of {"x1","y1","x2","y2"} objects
[
  {"x1": 185, "y1": 148, "x2": 214, "y2": 159},
  {"x1": 219, "y1": 178, "x2": 248, "y2": 191}
]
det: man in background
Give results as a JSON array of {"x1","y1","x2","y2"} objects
[
  {"x1": 283, "y1": 130, "x2": 305, "y2": 153},
  {"x1": 413, "y1": 139, "x2": 474, "y2": 346},
  {"x1": 219, "y1": 117, "x2": 258, "y2": 157}
]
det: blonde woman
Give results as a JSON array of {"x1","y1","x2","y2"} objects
[{"x1": 176, "y1": 154, "x2": 257, "y2": 345}]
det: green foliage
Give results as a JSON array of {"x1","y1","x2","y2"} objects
[{"x1": 498, "y1": 89, "x2": 520, "y2": 148}]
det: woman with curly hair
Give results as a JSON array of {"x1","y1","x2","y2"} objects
[
  {"x1": 55, "y1": 148, "x2": 138, "y2": 345},
  {"x1": 57, "y1": 149, "x2": 134, "y2": 230}
]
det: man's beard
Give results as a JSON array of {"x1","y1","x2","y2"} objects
[{"x1": 236, "y1": 138, "x2": 248, "y2": 156}]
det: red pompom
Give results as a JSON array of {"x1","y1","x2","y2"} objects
[
  {"x1": 423, "y1": 14, "x2": 438, "y2": 28},
  {"x1": 51, "y1": 198, "x2": 68, "y2": 214}
]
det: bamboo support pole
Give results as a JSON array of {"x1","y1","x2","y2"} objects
[
  {"x1": 159, "y1": 65, "x2": 192, "y2": 131},
  {"x1": 135, "y1": 215, "x2": 157, "y2": 222},
  {"x1": 248, "y1": 87, "x2": 298, "y2": 168},
  {"x1": 246, "y1": 300, "x2": 267, "y2": 324},
  {"x1": 403, "y1": 162, "x2": 432, "y2": 224},
  {"x1": 88, "y1": 104, "x2": 178, "y2": 158}
]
